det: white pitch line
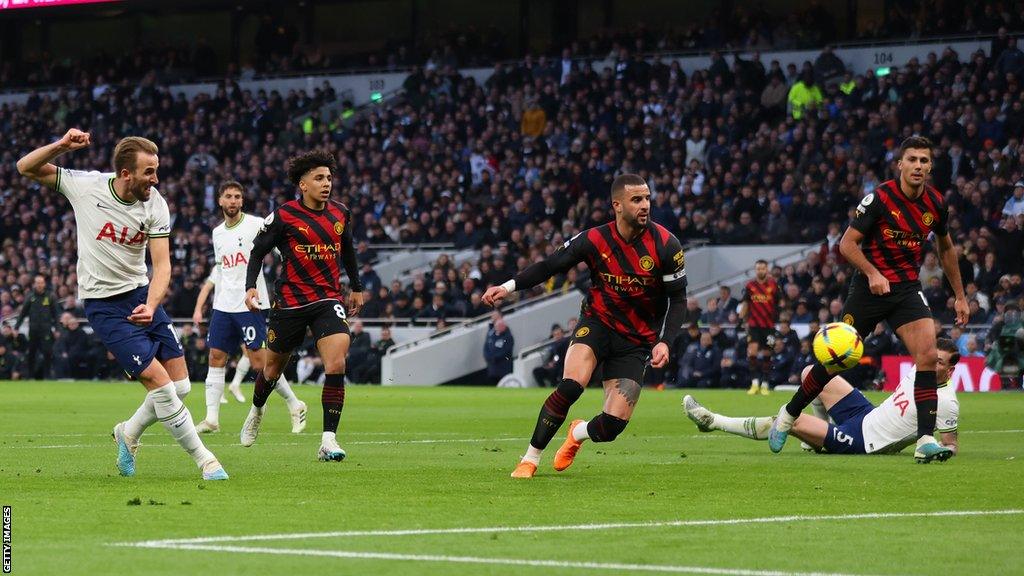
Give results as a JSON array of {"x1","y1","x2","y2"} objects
[
  {"x1": 27, "y1": 437, "x2": 531, "y2": 450},
  {"x1": 124, "y1": 509, "x2": 1023, "y2": 547},
  {"x1": 21, "y1": 425, "x2": 1024, "y2": 450},
  {"x1": 10, "y1": 429, "x2": 1022, "y2": 440},
  {"x1": 20, "y1": 433, "x2": 733, "y2": 450},
  {"x1": 5, "y1": 431, "x2": 476, "y2": 438},
  {"x1": 126, "y1": 542, "x2": 871, "y2": 576}
]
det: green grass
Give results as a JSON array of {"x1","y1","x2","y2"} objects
[{"x1": 1, "y1": 381, "x2": 1022, "y2": 576}]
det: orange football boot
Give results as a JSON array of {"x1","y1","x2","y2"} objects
[
  {"x1": 553, "y1": 419, "x2": 585, "y2": 471},
  {"x1": 510, "y1": 460, "x2": 538, "y2": 478}
]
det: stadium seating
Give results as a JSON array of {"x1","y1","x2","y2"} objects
[{"x1": 1, "y1": 34, "x2": 1022, "y2": 382}]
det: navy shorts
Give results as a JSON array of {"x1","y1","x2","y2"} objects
[
  {"x1": 822, "y1": 389, "x2": 875, "y2": 455},
  {"x1": 207, "y1": 309, "x2": 268, "y2": 352},
  {"x1": 83, "y1": 286, "x2": 184, "y2": 378}
]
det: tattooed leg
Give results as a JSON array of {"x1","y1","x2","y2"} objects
[{"x1": 568, "y1": 378, "x2": 639, "y2": 444}]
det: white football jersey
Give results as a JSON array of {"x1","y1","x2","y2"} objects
[
  {"x1": 861, "y1": 366, "x2": 959, "y2": 454},
  {"x1": 56, "y1": 168, "x2": 170, "y2": 300},
  {"x1": 210, "y1": 213, "x2": 270, "y2": 312}
]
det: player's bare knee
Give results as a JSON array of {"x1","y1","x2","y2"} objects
[
  {"x1": 562, "y1": 368, "x2": 592, "y2": 387},
  {"x1": 801, "y1": 365, "x2": 813, "y2": 381},
  {"x1": 248, "y1": 352, "x2": 266, "y2": 372},
  {"x1": 139, "y1": 361, "x2": 171, "y2": 391},
  {"x1": 324, "y1": 359, "x2": 346, "y2": 374},
  {"x1": 915, "y1": 348, "x2": 938, "y2": 369},
  {"x1": 209, "y1": 348, "x2": 228, "y2": 367},
  {"x1": 262, "y1": 361, "x2": 284, "y2": 381}
]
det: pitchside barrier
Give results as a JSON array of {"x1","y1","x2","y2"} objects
[{"x1": 881, "y1": 355, "x2": 1004, "y2": 392}]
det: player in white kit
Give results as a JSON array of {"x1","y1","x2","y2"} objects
[
  {"x1": 683, "y1": 338, "x2": 960, "y2": 457},
  {"x1": 191, "y1": 181, "x2": 307, "y2": 433},
  {"x1": 16, "y1": 128, "x2": 228, "y2": 480}
]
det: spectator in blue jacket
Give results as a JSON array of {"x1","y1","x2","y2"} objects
[{"x1": 484, "y1": 315, "x2": 515, "y2": 384}]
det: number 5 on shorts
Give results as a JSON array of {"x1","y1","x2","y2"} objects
[{"x1": 832, "y1": 429, "x2": 854, "y2": 446}]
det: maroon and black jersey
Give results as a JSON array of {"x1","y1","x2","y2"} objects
[
  {"x1": 514, "y1": 221, "x2": 688, "y2": 345},
  {"x1": 246, "y1": 199, "x2": 362, "y2": 309},
  {"x1": 850, "y1": 179, "x2": 948, "y2": 283},
  {"x1": 742, "y1": 277, "x2": 779, "y2": 329}
]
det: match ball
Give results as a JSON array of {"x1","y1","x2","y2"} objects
[{"x1": 812, "y1": 322, "x2": 863, "y2": 372}]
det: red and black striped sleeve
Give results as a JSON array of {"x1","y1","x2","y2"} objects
[
  {"x1": 511, "y1": 230, "x2": 589, "y2": 291},
  {"x1": 849, "y1": 191, "x2": 884, "y2": 235},
  {"x1": 246, "y1": 209, "x2": 284, "y2": 291}
]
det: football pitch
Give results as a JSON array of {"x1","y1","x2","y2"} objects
[{"x1": 1, "y1": 381, "x2": 1022, "y2": 576}]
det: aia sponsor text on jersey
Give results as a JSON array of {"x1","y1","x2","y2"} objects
[{"x1": 95, "y1": 222, "x2": 146, "y2": 245}]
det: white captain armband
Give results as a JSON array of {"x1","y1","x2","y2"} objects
[{"x1": 662, "y1": 269, "x2": 686, "y2": 282}]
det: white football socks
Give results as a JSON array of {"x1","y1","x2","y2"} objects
[
  {"x1": 173, "y1": 378, "x2": 191, "y2": 400},
  {"x1": 232, "y1": 354, "x2": 251, "y2": 387},
  {"x1": 123, "y1": 395, "x2": 157, "y2": 441},
  {"x1": 274, "y1": 375, "x2": 302, "y2": 411},
  {"x1": 713, "y1": 414, "x2": 774, "y2": 440},
  {"x1": 572, "y1": 420, "x2": 590, "y2": 441},
  {"x1": 522, "y1": 445, "x2": 543, "y2": 465},
  {"x1": 811, "y1": 397, "x2": 829, "y2": 422},
  {"x1": 150, "y1": 382, "x2": 215, "y2": 468},
  {"x1": 205, "y1": 366, "x2": 226, "y2": 424}
]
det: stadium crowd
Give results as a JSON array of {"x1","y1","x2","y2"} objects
[
  {"x1": 2, "y1": 26, "x2": 1024, "y2": 382},
  {"x1": 4, "y1": 0, "x2": 1023, "y2": 88}
]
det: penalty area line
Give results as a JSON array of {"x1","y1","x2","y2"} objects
[
  {"x1": 121, "y1": 509, "x2": 1023, "y2": 546},
  {"x1": 120, "y1": 542, "x2": 874, "y2": 576}
]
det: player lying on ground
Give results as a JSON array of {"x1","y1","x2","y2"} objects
[
  {"x1": 191, "y1": 180, "x2": 307, "y2": 434},
  {"x1": 241, "y1": 150, "x2": 363, "y2": 461},
  {"x1": 769, "y1": 136, "x2": 968, "y2": 464},
  {"x1": 483, "y1": 174, "x2": 688, "y2": 478},
  {"x1": 684, "y1": 338, "x2": 960, "y2": 457},
  {"x1": 16, "y1": 129, "x2": 227, "y2": 480}
]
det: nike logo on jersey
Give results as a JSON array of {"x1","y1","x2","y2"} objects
[{"x1": 96, "y1": 202, "x2": 114, "y2": 210}]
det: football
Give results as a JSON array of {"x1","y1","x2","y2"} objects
[{"x1": 813, "y1": 322, "x2": 864, "y2": 372}]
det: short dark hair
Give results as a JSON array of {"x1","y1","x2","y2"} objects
[
  {"x1": 755, "y1": 259, "x2": 769, "y2": 266},
  {"x1": 287, "y1": 150, "x2": 336, "y2": 185},
  {"x1": 611, "y1": 173, "x2": 647, "y2": 199},
  {"x1": 218, "y1": 180, "x2": 244, "y2": 198},
  {"x1": 898, "y1": 136, "x2": 933, "y2": 159},
  {"x1": 936, "y1": 337, "x2": 960, "y2": 365}
]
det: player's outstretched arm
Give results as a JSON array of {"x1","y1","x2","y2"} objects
[
  {"x1": 340, "y1": 214, "x2": 364, "y2": 316},
  {"x1": 839, "y1": 227, "x2": 889, "y2": 295},
  {"x1": 16, "y1": 128, "x2": 91, "y2": 189},
  {"x1": 192, "y1": 279, "x2": 215, "y2": 325},
  {"x1": 652, "y1": 237, "x2": 688, "y2": 369},
  {"x1": 483, "y1": 233, "x2": 587, "y2": 307},
  {"x1": 130, "y1": 237, "x2": 171, "y2": 326},
  {"x1": 935, "y1": 233, "x2": 968, "y2": 326},
  {"x1": 939, "y1": 430, "x2": 959, "y2": 455},
  {"x1": 245, "y1": 212, "x2": 283, "y2": 311}
]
